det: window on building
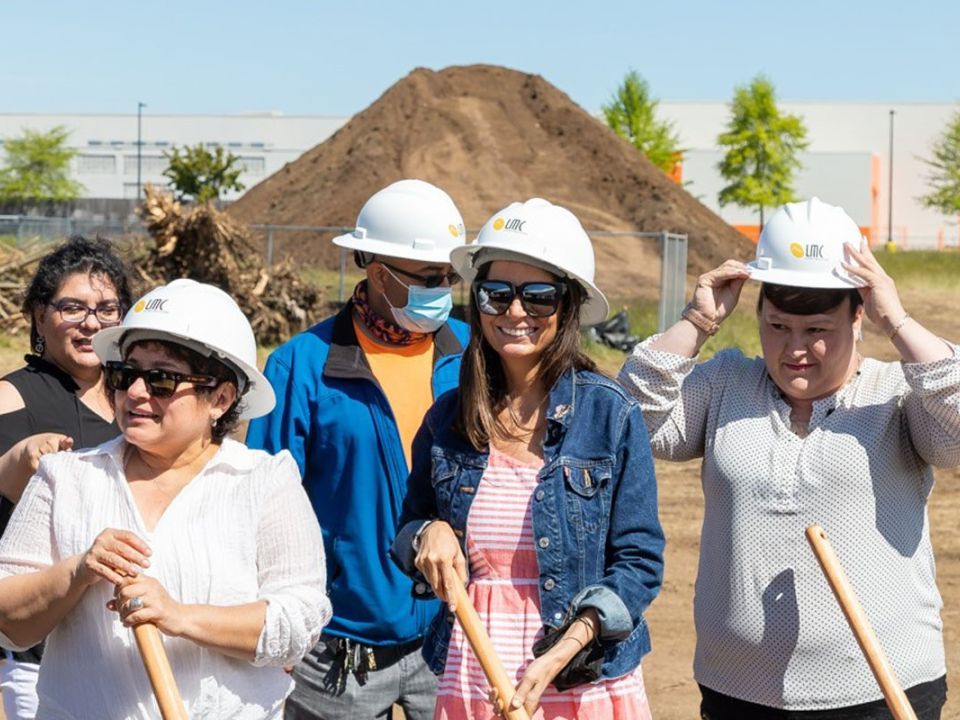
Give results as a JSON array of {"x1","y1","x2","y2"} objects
[
  {"x1": 76, "y1": 154, "x2": 117, "y2": 174},
  {"x1": 123, "y1": 182, "x2": 149, "y2": 199},
  {"x1": 123, "y1": 155, "x2": 168, "y2": 176},
  {"x1": 240, "y1": 156, "x2": 266, "y2": 175}
]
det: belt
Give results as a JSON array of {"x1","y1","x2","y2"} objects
[{"x1": 322, "y1": 635, "x2": 422, "y2": 689}]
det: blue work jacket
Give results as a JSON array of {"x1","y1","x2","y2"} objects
[
  {"x1": 392, "y1": 367, "x2": 664, "y2": 680},
  {"x1": 246, "y1": 302, "x2": 468, "y2": 646}
]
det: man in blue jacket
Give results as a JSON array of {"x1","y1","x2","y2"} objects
[{"x1": 246, "y1": 179, "x2": 469, "y2": 720}]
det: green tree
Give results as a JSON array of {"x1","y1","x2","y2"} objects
[
  {"x1": 602, "y1": 70, "x2": 681, "y2": 174},
  {"x1": 162, "y1": 144, "x2": 245, "y2": 203},
  {"x1": 717, "y1": 75, "x2": 808, "y2": 227},
  {"x1": 919, "y1": 109, "x2": 960, "y2": 215},
  {"x1": 0, "y1": 126, "x2": 83, "y2": 202}
]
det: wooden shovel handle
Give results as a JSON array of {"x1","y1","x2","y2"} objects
[
  {"x1": 805, "y1": 525, "x2": 917, "y2": 720},
  {"x1": 449, "y1": 579, "x2": 532, "y2": 720},
  {"x1": 133, "y1": 623, "x2": 189, "y2": 720}
]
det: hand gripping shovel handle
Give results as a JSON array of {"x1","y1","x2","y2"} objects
[
  {"x1": 133, "y1": 623, "x2": 189, "y2": 720},
  {"x1": 805, "y1": 525, "x2": 917, "y2": 720},
  {"x1": 449, "y1": 579, "x2": 532, "y2": 720}
]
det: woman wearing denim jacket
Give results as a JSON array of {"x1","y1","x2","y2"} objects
[{"x1": 392, "y1": 199, "x2": 664, "y2": 720}]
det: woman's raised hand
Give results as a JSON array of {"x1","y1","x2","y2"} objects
[
  {"x1": 842, "y1": 239, "x2": 907, "y2": 331},
  {"x1": 78, "y1": 528, "x2": 151, "y2": 587},
  {"x1": 691, "y1": 260, "x2": 752, "y2": 323},
  {"x1": 414, "y1": 520, "x2": 468, "y2": 610},
  {"x1": 108, "y1": 575, "x2": 184, "y2": 636}
]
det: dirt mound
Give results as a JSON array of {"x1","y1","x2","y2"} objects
[{"x1": 228, "y1": 64, "x2": 753, "y2": 297}]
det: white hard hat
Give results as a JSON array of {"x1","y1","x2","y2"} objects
[
  {"x1": 93, "y1": 279, "x2": 275, "y2": 419},
  {"x1": 450, "y1": 198, "x2": 610, "y2": 326},
  {"x1": 332, "y1": 179, "x2": 466, "y2": 263},
  {"x1": 748, "y1": 197, "x2": 864, "y2": 289}
]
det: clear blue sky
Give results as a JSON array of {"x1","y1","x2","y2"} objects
[{"x1": 4, "y1": 0, "x2": 958, "y2": 116}]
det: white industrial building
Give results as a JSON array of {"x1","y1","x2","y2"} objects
[
  {"x1": 659, "y1": 101, "x2": 959, "y2": 249},
  {"x1": 0, "y1": 113, "x2": 345, "y2": 201},
  {"x1": 1, "y1": 102, "x2": 957, "y2": 248}
]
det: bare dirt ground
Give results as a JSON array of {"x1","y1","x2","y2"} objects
[{"x1": 1, "y1": 284, "x2": 956, "y2": 719}]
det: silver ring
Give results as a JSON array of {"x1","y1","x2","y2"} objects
[{"x1": 126, "y1": 597, "x2": 144, "y2": 612}]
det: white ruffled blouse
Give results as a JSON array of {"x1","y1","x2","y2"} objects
[{"x1": 0, "y1": 436, "x2": 331, "y2": 719}]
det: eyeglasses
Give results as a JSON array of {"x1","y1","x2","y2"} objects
[
  {"x1": 104, "y1": 361, "x2": 220, "y2": 399},
  {"x1": 49, "y1": 300, "x2": 123, "y2": 325},
  {"x1": 378, "y1": 260, "x2": 461, "y2": 289},
  {"x1": 473, "y1": 280, "x2": 568, "y2": 317}
]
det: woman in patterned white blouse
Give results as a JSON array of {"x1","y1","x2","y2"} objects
[
  {"x1": 619, "y1": 198, "x2": 958, "y2": 720},
  {"x1": 0, "y1": 280, "x2": 331, "y2": 720}
]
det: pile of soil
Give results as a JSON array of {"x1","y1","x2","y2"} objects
[{"x1": 228, "y1": 64, "x2": 753, "y2": 297}]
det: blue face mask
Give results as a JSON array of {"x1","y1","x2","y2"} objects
[{"x1": 383, "y1": 268, "x2": 453, "y2": 333}]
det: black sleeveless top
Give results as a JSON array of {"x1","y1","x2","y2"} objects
[{"x1": 0, "y1": 355, "x2": 119, "y2": 662}]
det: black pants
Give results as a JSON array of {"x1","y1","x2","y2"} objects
[{"x1": 699, "y1": 676, "x2": 947, "y2": 720}]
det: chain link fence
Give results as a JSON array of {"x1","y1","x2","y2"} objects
[
  {"x1": 0, "y1": 215, "x2": 144, "y2": 246},
  {"x1": 247, "y1": 225, "x2": 689, "y2": 332},
  {"x1": 1, "y1": 217, "x2": 689, "y2": 331}
]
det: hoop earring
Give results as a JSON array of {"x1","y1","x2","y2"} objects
[{"x1": 33, "y1": 336, "x2": 45, "y2": 355}]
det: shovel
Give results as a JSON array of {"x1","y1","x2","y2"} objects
[
  {"x1": 449, "y1": 579, "x2": 532, "y2": 720},
  {"x1": 133, "y1": 623, "x2": 189, "y2": 720},
  {"x1": 805, "y1": 525, "x2": 917, "y2": 720}
]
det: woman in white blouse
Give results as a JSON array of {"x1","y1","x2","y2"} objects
[
  {"x1": 0, "y1": 279, "x2": 331, "y2": 720},
  {"x1": 619, "y1": 199, "x2": 958, "y2": 720}
]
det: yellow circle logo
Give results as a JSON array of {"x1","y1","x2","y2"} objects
[
  {"x1": 448, "y1": 224, "x2": 459, "y2": 238},
  {"x1": 789, "y1": 243, "x2": 804, "y2": 258},
  {"x1": 133, "y1": 300, "x2": 146, "y2": 312},
  {"x1": 493, "y1": 218, "x2": 505, "y2": 231}
]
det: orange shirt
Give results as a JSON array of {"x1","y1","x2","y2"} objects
[{"x1": 354, "y1": 318, "x2": 436, "y2": 469}]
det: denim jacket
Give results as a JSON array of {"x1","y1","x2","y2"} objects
[{"x1": 392, "y1": 367, "x2": 664, "y2": 681}]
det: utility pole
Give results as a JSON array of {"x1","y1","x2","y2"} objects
[
  {"x1": 887, "y1": 109, "x2": 895, "y2": 247},
  {"x1": 137, "y1": 102, "x2": 147, "y2": 199}
]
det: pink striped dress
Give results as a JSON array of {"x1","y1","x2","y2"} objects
[{"x1": 435, "y1": 446, "x2": 653, "y2": 720}]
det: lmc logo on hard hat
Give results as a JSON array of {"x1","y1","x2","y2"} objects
[
  {"x1": 134, "y1": 298, "x2": 169, "y2": 313},
  {"x1": 789, "y1": 242, "x2": 825, "y2": 259},
  {"x1": 493, "y1": 218, "x2": 526, "y2": 233}
]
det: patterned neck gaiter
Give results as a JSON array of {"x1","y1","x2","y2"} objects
[{"x1": 352, "y1": 280, "x2": 431, "y2": 346}]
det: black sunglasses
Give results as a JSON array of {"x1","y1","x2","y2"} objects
[
  {"x1": 104, "y1": 361, "x2": 220, "y2": 399},
  {"x1": 378, "y1": 260, "x2": 461, "y2": 289},
  {"x1": 473, "y1": 280, "x2": 568, "y2": 317}
]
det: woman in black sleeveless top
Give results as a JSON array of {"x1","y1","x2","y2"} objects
[{"x1": 0, "y1": 236, "x2": 132, "y2": 719}]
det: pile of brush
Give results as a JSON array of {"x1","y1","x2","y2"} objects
[
  {"x1": 0, "y1": 187, "x2": 325, "y2": 346},
  {"x1": 130, "y1": 185, "x2": 324, "y2": 345}
]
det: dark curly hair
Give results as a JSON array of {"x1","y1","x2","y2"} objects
[
  {"x1": 22, "y1": 236, "x2": 135, "y2": 352},
  {"x1": 122, "y1": 339, "x2": 245, "y2": 442}
]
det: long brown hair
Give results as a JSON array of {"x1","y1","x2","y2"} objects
[{"x1": 456, "y1": 263, "x2": 597, "y2": 451}]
